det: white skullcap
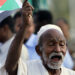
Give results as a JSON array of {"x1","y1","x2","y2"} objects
[
  {"x1": 0, "y1": 10, "x2": 15, "y2": 23},
  {"x1": 37, "y1": 24, "x2": 63, "y2": 44}
]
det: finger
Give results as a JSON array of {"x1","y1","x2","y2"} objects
[
  {"x1": 23, "y1": 6, "x2": 33, "y2": 11},
  {"x1": 22, "y1": 10, "x2": 32, "y2": 16},
  {"x1": 31, "y1": 6, "x2": 34, "y2": 11},
  {"x1": 22, "y1": 0, "x2": 27, "y2": 7},
  {"x1": 25, "y1": 2, "x2": 33, "y2": 9},
  {"x1": 23, "y1": 5, "x2": 34, "y2": 11},
  {"x1": 23, "y1": 2, "x2": 32, "y2": 8}
]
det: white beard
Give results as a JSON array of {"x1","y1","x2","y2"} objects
[{"x1": 42, "y1": 51, "x2": 64, "y2": 69}]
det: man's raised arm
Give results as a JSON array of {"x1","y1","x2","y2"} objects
[{"x1": 5, "y1": 0, "x2": 33, "y2": 74}]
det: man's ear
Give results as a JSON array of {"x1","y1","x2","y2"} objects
[{"x1": 35, "y1": 45, "x2": 42, "y2": 57}]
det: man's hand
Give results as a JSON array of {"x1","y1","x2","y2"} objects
[
  {"x1": 22, "y1": 0, "x2": 34, "y2": 25},
  {"x1": 5, "y1": 1, "x2": 34, "y2": 74}
]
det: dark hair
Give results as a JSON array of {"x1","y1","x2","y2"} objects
[
  {"x1": 13, "y1": 11, "x2": 22, "y2": 22},
  {"x1": 0, "y1": 16, "x2": 14, "y2": 33},
  {"x1": 33, "y1": 10, "x2": 53, "y2": 34}
]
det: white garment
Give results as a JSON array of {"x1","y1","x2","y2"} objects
[
  {"x1": 26, "y1": 60, "x2": 75, "y2": 75},
  {"x1": 0, "y1": 59, "x2": 27, "y2": 75},
  {"x1": 17, "y1": 59, "x2": 27, "y2": 75},
  {"x1": 0, "y1": 43, "x2": 2, "y2": 47},
  {"x1": 0, "y1": 35, "x2": 29, "y2": 69},
  {"x1": 0, "y1": 67, "x2": 8, "y2": 75},
  {"x1": 62, "y1": 49, "x2": 74, "y2": 69},
  {"x1": 0, "y1": 59, "x2": 75, "y2": 75}
]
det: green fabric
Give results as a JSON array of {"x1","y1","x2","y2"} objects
[
  {"x1": 0, "y1": 0, "x2": 19, "y2": 10},
  {"x1": 39, "y1": 0, "x2": 48, "y2": 9},
  {"x1": 32, "y1": 0, "x2": 39, "y2": 12},
  {"x1": 22, "y1": 0, "x2": 32, "y2": 4},
  {"x1": 32, "y1": 0, "x2": 48, "y2": 12},
  {"x1": 0, "y1": 0, "x2": 48, "y2": 11},
  {"x1": 28, "y1": 0, "x2": 32, "y2": 5}
]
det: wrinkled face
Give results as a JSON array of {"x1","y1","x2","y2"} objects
[{"x1": 40, "y1": 29, "x2": 66, "y2": 69}]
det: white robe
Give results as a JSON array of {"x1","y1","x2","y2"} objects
[
  {"x1": 0, "y1": 59, "x2": 27, "y2": 75},
  {"x1": 26, "y1": 60, "x2": 75, "y2": 75},
  {"x1": 0, "y1": 35, "x2": 29, "y2": 75},
  {"x1": 0, "y1": 59, "x2": 75, "y2": 75}
]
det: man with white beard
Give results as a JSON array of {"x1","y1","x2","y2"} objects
[
  {"x1": 5, "y1": 24, "x2": 75, "y2": 75},
  {"x1": 25, "y1": 25, "x2": 75, "y2": 75},
  {"x1": 4, "y1": 0, "x2": 75, "y2": 75}
]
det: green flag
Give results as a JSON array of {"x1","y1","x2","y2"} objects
[{"x1": 0, "y1": 0, "x2": 22, "y2": 10}]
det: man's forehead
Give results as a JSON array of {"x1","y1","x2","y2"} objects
[
  {"x1": 41, "y1": 29, "x2": 65, "y2": 41},
  {"x1": 43, "y1": 29, "x2": 63, "y2": 35}
]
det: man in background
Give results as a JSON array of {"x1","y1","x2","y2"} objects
[
  {"x1": 0, "y1": 11, "x2": 29, "y2": 70},
  {"x1": 55, "y1": 18, "x2": 74, "y2": 69}
]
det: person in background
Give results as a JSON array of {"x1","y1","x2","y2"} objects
[
  {"x1": 55, "y1": 18, "x2": 74, "y2": 69},
  {"x1": 55, "y1": 18, "x2": 70, "y2": 40},
  {"x1": 14, "y1": 11, "x2": 22, "y2": 33},
  {"x1": 13, "y1": 10, "x2": 35, "y2": 42},
  {"x1": 33, "y1": 10, "x2": 53, "y2": 34},
  {"x1": 0, "y1": 11, "x2": 29, "y2": 71},
  {"x1": 13, "y1": 10, "x2": 37, "y2": 59}
]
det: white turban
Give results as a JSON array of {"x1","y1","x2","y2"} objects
[
  {"x1": 0, "y1": 10, "x2": 15, "y2": 23},
  {"x1": 37, "y1": 24, "x2": 63, "y2": 44}
]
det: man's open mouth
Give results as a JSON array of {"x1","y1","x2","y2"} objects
[{"x1": 51, "y1": 55, "x2": 62, "y2": 62}]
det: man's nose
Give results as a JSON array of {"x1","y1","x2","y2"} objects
[{"x1": 54, "y1": 45, "x2": 61, "y2": 52}]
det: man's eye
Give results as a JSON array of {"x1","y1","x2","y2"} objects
[
  {"x1": 48, "y1": 42, "x2": 54, "y2": 46},
  {"x1": 60, "y1": 42, "x2": 65, "y2": 46}
]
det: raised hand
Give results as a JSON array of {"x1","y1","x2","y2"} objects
[
  {"x1": 5, "y1": 1, "x2": 34, "y2": 74},
  {"x1": 22, "y1": 0, "x2": 34, "y2": 25}
]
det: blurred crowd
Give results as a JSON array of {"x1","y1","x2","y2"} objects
[
  {"x1": 0, "y1": 9, "x2": 74, "y2": 68},
  {"x1": 0, "y1": 2, "x2": 75, "y2": 74}
]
